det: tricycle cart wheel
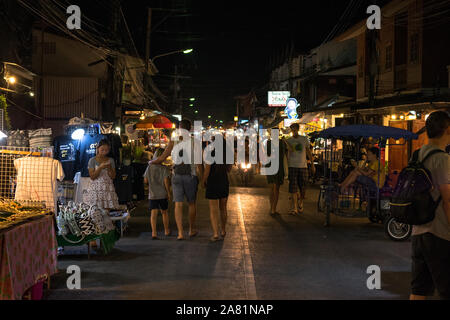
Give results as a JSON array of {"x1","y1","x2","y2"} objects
[{"x1": 384, "y1": 216, "x2": 411, "y2": 241}]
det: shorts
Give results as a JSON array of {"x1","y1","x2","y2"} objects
[
  {"x1": 288, "y1": 167, "x2": 308, "y2": 193},
  {"x1": 172, "y1": 174, "x2": 198, "y2": 203},
  {"x1": 149, "y1": 199, "x2": 168, "y2": 211},
  {"x1": 356, "y1": 175, "x2": 378, "y2": 192},
  {"x1": 411, "y1": 233, "x2": 450, "y2": 299}
]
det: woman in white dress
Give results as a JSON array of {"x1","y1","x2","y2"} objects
[{"x1": 84, "y1": 139, "x2": 120, "y2": 209}]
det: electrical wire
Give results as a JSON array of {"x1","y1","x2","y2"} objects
[{"x1": 6, "y1": 97, "x2": 44, "y2": 120}]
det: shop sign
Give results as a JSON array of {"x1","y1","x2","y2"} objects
[
  {"x1": 284, "y1": 98, "x2": 299, "y2": 119},
  {"x1": 268, "y1": 91, "x2": 290, "y2": 107}
]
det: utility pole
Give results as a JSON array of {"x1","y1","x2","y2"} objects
[
  {"x1": 173, "y1": 65, "x2": 179, "y2": 115},
  {"x1": 106, "y1": 0, "x2": 120, "y2": 122},
  {"x1": 145, "y1": 8, "x2": 152, "y2": 73}
]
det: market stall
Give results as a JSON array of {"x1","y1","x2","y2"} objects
[{"x1": 0, "y1": 213, "x2": 56, "y2": 300}]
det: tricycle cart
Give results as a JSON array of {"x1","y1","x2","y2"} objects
[{"x1": 316, "y1": 124, "x2": 418, "y2": 241}]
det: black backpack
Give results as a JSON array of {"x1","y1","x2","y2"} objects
[{"x1": 390, "y1": 148, "x2": 445, "y2": 225}]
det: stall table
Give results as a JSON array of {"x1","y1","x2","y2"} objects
[{"x1": 0, "y1": 215, "x2": 57, "y2": 300}]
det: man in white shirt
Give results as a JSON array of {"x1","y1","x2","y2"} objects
[{"x1": 285, "y1": 123, "x2": 315, "y2": 215}]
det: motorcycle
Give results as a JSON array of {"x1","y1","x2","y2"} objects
[{"x1": 238, "y1": 163, "x2": 253, "y2": 187}]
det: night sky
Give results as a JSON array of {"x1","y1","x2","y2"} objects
[
  {"x1": 121, "y1": 0, "x2": 369, "y2": 121},
  {"x1": 23, "y1": 0, "x2": 386, "y2": 121}
]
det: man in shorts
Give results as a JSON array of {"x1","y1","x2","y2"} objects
[
  {"x1": 150, "y1": 119, "x2": 203, "y2": 240},
  {"x1": 285, "y1": 123, "x2": 315, "y2": 215}
]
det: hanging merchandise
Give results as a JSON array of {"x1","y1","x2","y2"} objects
[
  {"x1": 76, "y1": 127, "x2": 105, "y2": 177},
  {"x1": 57, "y1": 202, "x2": 116, "y2": 238},
  {"x1": 114, "y1": 165, "x2": 134, "y2": 204},
  {"x1": 7, "y1": 130, "x2": 29, "y2": 147},
  {"x1": 100, "y1": 123, "x2": 114, "y2": 134},
  {"x1": 104, "y1": 133, "x2": 122, "y2": 168},
  {"x1": 28, "y1": 128, "x2": 52, "y2": 148},
  {"x1": 53, "y1": 135, "x2": 80, "y2": 181},
  {"x1": 14, "y1": 157, "x2": 64, "y2": 212}
]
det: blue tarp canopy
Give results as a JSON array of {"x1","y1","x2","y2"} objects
[{"x1": 318, "y1": 124, "x2": 418, "y2": 140}]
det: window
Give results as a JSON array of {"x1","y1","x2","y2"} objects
[
  {"x1": 385, "y1": 45, "x2": 392, "y2": 70},
  {"x1": 328, "y1": 78, "x2": 337, "y2": 84},
  {"x1": 410, "y1": 33, "x2": 419, "y2": 63}
]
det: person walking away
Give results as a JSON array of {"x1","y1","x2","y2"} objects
[
  {"x1": 150, "y1": 119, "x2": 203, "y2": 240},
  {"x1": 285, "y1": 123, "x2": 315, "y2": 215},
  {"x1": 409, "y1": 111, "x2": 450, "y2": 300},
  {"x1": 264, "y1": 129, "x2": 286, "y2": 215},
  {"x1": 202, "y1": 156, "x2": 231, "y2": 241},
  {"x1": 144, "y1": 148, "x2": 171, "y2": 239},
  {"x1": 84, "y1": 139, "x2": 119, "y2": 209}
]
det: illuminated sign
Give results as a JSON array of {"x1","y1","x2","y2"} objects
[
  {"x1": 268, "y1": 91, "x2": 290, "y2": 107},
  {"x1": 284, "y1": 98, "x2": 299, "y2": 119}
]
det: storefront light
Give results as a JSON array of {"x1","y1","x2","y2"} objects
[
  {"x1": 71, "y1": 128, "x2": 85, "y2": 140},
  {"x1": 407, "y1": 111, "x2": 416, "y2": 120},
  {"x1": 391, "y1": 115, "x2": 397, "y2": 120},
  {"x1": 425, "y1": 114, "x2": 430, "y2": 120},
  {"x1": 400, "y1": 115, "x2": 405, "y2": 120}
]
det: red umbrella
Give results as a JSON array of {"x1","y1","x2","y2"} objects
[{"x1": 136, "y1": 115, "x2": 173, "y2": 129}]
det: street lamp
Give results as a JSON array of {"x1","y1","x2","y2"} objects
[
  {"x1": 151, "y1": 48, "x2": 194, "y2": 64},
  {"x1": 194, "y1": 110, "x2": 199, "y2": 114},
  {"x1": 6, "y1": 76, "x2": 16, "y2": 84},
  {"x1": 208, "y1": 115, "x2": 212, "y2": 119},
  {"x1": 189, "y1": 98, "x2": 195, "y2": 101}
]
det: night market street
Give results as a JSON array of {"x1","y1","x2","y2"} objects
[{"x1": 48, "y1": 170, "x2": 412, "y2": 300}]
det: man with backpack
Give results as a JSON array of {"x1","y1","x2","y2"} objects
[{"x1": 402, "y1": 111, "x2": 450, "y2": 300}]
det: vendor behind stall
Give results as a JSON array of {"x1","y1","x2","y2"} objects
[{"x1": 84, "y1": 139, "x2": 120, "y2": 209}]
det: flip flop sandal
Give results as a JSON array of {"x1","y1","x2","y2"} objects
[
  {"x1": 189, "y1": 231, "x2": 199, "y2": 238},
  {"x1": 210, "y1": 236, "x2": 221, "y2": 242},
  {"x1": 152, "y1": 236, "x2": 159, "y2": 240}
]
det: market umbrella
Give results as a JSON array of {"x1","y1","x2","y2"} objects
[{"x1": 135, "y1": 115, "x2": 173, "y2": 129}]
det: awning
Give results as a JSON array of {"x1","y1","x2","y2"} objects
[{"x1": 298, "y1": 112, "x2": 323, "y2": 124}]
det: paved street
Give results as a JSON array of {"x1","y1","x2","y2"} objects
[{"x1": 48, "y1": 169, "x2": 412, "y2": 300}]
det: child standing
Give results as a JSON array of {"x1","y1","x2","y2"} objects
[{"x1": 144, "y1": 148, "x2": 171, "y2": 239}]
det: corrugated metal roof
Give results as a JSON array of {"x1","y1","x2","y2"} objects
[{"x1": 42, "y1": 76, "x2": 100, "y2": 119}]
